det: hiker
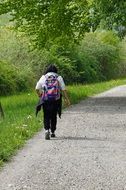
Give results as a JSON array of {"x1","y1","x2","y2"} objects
[{"x1": 35, "y1": 64, "x2": 70, "y2": 140}]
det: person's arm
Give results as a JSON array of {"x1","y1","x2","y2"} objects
[
  {"x1": 36, "y1": 89, "x2": 43, "y2": 97},
  {"x1": 62, "y1": 89, "x2": 71, "y2": 106},
  {"x1": 58, "y1": 76, "x2": 70, "y2": 106},
  {"x1": 35, "y1": 75, "x2": 45, "y2": 97}
]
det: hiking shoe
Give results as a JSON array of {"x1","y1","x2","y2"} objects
[
  {"x1": 45, "y1": 131, "x2": 50, "y2": 140},
  {"x1": 51, "y1": 133, "x2": 56, "y2": 138}
]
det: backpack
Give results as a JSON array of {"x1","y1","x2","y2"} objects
[{"x1": 42, "y1": 74, "x2": 60, "y2": 101}]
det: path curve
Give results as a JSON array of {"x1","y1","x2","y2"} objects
[{"x1": 1, "y1": 85, "x2": 126, "y2": 190}]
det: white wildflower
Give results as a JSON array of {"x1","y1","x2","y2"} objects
[
  {"x1": 27, "y1": 115, "x2": 32, "y2": 119},
  {"x1": 22, "y1": 124, "x2": 28, "y2": 127}
]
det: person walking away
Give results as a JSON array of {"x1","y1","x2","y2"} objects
[{"x1": 35, "y1": 64, "x2": 70, "y2": 140}]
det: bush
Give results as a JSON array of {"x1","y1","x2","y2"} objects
[
  {"x1": 96, "y1": 30, "x2": 120, "y2": 46},
  {"x1": 45, "y1": 52, "x2": 78, "y2": 84},
  {"x1": 15, "y1": 66, "x2": 36, "y2": 92},
  {"x1": 0, "y1": 61, "x2": 17, "y2": 95},
  {"x1": 76, "y1": 32, "x2": 120, "y2": 81},
  {"x1": 74, "y1": 52, "x2": 102, "y2": 83},
  {"x1": 41, "y1": 32, "x2": 121, "y2": 83},
  {"x1": 0, "y1": 60, "x2": 35, "y2": 96},
  {"x1": 0, "y1": 22, "x2": 123, "y2": 89},
  {"x1": 33, "y1": 46, "x2": 78, "y2": 84},
  {"x1": 0, "y1": 27, "x2": 50, "y2": 87},
  {"x1": 0, "y1": 27, "x2": 37, "y2": 95}
]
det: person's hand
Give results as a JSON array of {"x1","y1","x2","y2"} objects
[
  {"x1": 39, "y1": 93, "x2": 43, "y2": 98},
  {"x1": 64, "y1": 98, "x2": 71, "y2": 106},
  {"x1": 36, "y1": 89, "x2": 42, "y2": 98},
  {"x1": 37, "y1": 92, "x2": 42, "y2": 98}
]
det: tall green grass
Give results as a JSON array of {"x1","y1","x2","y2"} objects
[
  {"x1": 0, "y1": 78, "x2": 126, "y2": 166},
  {"x1": 0, "y1": 93, "x2": 43, "y2": 164},
  {"x1": 67, "y1": 79, "x2": 126, "y2": 104}
]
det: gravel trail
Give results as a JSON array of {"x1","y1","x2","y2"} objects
[{"x1": 1, "y1": 85, "x2": 126, "y2": 190}]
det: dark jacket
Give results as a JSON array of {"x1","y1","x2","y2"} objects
[{"x1": 36, "y1": 95, "x2": 62, "y2": 118}]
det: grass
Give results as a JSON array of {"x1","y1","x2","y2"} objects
[
  {"x1": 0, "y1": 93, "x2": 43, "y2": 165},
  {"x1": 67, "y1": 78, "x2": 126, "y2": 104},
  {"x1": 0, "y1": 78, "x2": 126, "y2": 166}
]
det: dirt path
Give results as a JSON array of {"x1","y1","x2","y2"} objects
[{"x1": 1, "y1": 85, "x2": 126, "y2": 190}]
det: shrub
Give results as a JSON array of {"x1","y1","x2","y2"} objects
[
  {"x1": 33, "y1": 47, "x2": 78, "y2": 84},
  {"x1": 15, "y1": 66, "x2": 36, "y2": 92},
  {"x1": 74, "y1": 52, "x2": 102, "y2": 83},
  {"x1": 76, "y1": 33, "x2": 120, "y2": 80},
  {"x1": 0, "y1": 22, "x2": 123, "y2": 89},
  {"x1": 0, "y1": 27, "x2": 37, "y2": 95},
  {"x1": 0, "y1": 61, "x2": 17, "y2": 95},
  {"x1": 96, "y1": 30, "x2": 120, "y2": 46},
  {"x1": 0, "y1": 60, "x2": 35, "y2": 96},
  {"x1": 42, "y1": 32, "x2": 120, "y2": 83}
]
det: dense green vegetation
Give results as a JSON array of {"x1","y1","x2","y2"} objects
[
  {"x1": 93, "y1": 0, "x2": 126, "y2": 37},
  {"x1": 0, "y1": 17, "x2": 126, "y2": 96},
  {"x1": 0, "y1": 0, "x2": 126, "y2": 96},
  {"x1": 0, "y1": 78, "x2": 126, "y2": 166},
  {"x1": 1, "y1": 0, "x2": 126, "y2": 46}
]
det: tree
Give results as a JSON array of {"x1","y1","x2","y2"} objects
[
  {"x1": 1, "y1": 0, "x2": 125, "y2": 49},
  {"x1": 0, "y1": 0, "x2": 91, "y2": 48},
  {"x1": 92, "y1": 0, "x2": 126, "y2": 37}
]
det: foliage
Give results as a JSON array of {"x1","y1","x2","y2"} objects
[
  {"x1": 1, "y1": 0, "x2": 126, "y2": 50},
  {"x1": 96, "y1": 30, "x2": 120, "y2": 46},
  {"x1": 66, "y1": 32, "x2": 120, "y2": 82},
  {"x1": 40, "y1": 47, "x2": 79, "y2": 84},
  {"x1": 81, "y1": 32, "x2": 120, "y2": 80},
  {"x1": 0, "y1": 24, "x2": 123, "y2": 95},
  {"x1": 0, "y1": 0, "x2": 91, "y2": 48},
  {"x1": 92, "y1": 0, "x2": 126, "y2": 37},
  {"x1": 0, "y1": 60, "x2": 35, "y2": 96},
  {"x1": 0, "y1": 26, "x2": 40, "y2": 70},
  {"x1": 0, "y1": 60, "x2": 17, "y2": 95},
  {"x1": 38, "y1": 31, "x2": 121, "y2": 84},
  {"x1": 0, "y1": 13, "x2": 12, "y2": 26},
  {"x1": 0, "y1": 14, "x2": 125, "y2": 93}
]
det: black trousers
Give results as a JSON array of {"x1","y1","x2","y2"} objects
[{"x1": 43, "y1": 100, "x2": 59, "y2": 133}]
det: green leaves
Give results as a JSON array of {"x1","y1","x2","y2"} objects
[
  {"x1": 0, "y1": 0, "x2": 125, "y2": 48},
  {"x1": 93, "y1": 0, "x2": 126, "y2": 35},
  {"x1": 0, "y1": 0, "x2": 90, "y2": 48}
]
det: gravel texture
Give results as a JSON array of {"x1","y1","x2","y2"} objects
[{"x1": 1, "y1": 85, "x2": 126, "y2": 190}]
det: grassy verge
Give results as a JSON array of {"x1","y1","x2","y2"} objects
[
  {"x1": 0, "y1": 93, "x2": 43, "y2": 166},
  {"x1": 0, "y1": 78, "x2": 126, "y2": 166},
  {"x1": 67, "y1": 78, "x2": 126, "y2": 104}
]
